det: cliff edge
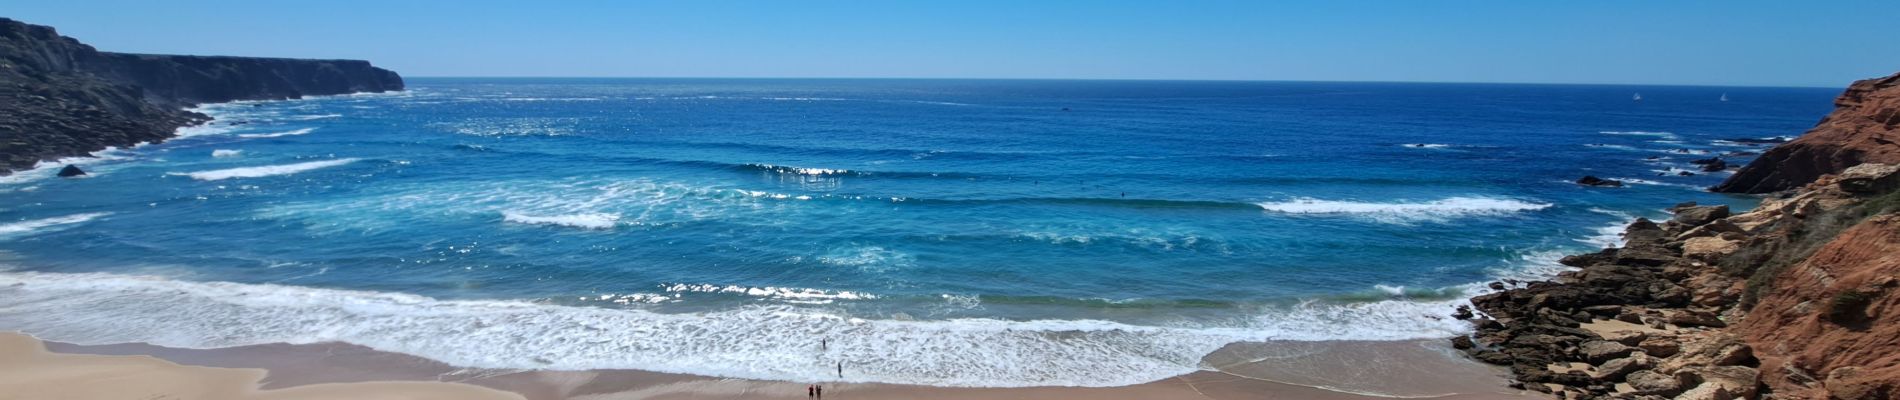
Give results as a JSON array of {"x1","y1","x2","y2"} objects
[
  {"x1": 0, "y1": 17, "x2": 402, "y2": 173},
  {"x1": 1713, "y1": 72, "x2": 1900, "y2": 193}
]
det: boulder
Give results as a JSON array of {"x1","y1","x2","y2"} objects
[
  {"x1": 1451, "y1": 335, "x2": 1475, "y2": 350},
  {"x1": 1665, "y1": 309, "x2": 1728, "y2": 328},
  {"x1": 1627, "y1": 369, "x2": 1684, "y2": 396},
  {"x1": 1670, "y1": 205, "x2": 1731, "y2": 228},
  {"x1": 1681, "y1": 237, "x2": 1741, "y2": 262},
  {"x1": 56, "y1": 164, "x2": 85, "y2": 177},
  {"x1": 1580, "y1": 340, "x2": 1639, "y2": 363},
  {"x1": 1658, "y1": 334, "x2": 1753, "y2": 373},
  {"x1": 1674, "y1": 219, "x2": 1743, "y2": 241},
  {"x1": 1699, "y1": 158, "x2": 1729, "y2": 172},
  {"x1": 1592, "y1": 353, "x2": 1654, "y2": 380},
  {"x1": 1602, "y1": 330, "x2": 1647, "y2": 346},
  {"x1": 1578, "y1": 175, "x2": 1624, "y2": 187},
  {"x1": 1675, "y1": 366, "x2": 1761, "y2": 400},
  {"x1": 1836, "y1": 163, "x2": 1900, "y2": 194},
  {"x1": 1673, "y1": 383, "x2": 1733, "y2": 400}
]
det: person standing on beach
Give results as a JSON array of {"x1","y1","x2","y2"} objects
[
  {"x1": 807, "y1": 384, "x2": 814, "y2": 397},
  {"x1": 836, "y1": 361, "x2": 843, "y2": 378},
  {"x1": 816, "y1": 385, "x2": 823, "y2": 398}
]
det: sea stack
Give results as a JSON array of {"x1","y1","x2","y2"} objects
[{"x1": 55, "y1": 164, "x2": 84, "y2": 177}]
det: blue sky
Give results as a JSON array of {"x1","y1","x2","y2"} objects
[{"x1": 8, "y1": 1, "x2": 1896, "y2": 87}]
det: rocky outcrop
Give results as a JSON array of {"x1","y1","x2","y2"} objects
[
  {"x1": 1713, "y1": 72, "x2": 1900, "y2": 193},
  {"x1": 1459, "y1": 164, "x2": 1900, "y2": 399},
  {"x1": 0, "y1": 18, "x2": 401, "y2": 174}
]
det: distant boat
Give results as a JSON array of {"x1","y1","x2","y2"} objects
[
  {"x1": 1633, "y1": 93, "x2": 1643, "y2": 101},
  {"x1": 1720, "y1": 93, "x2": 1729, "y2": 102}
]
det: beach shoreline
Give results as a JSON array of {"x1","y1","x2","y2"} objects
[{"x1": 6, "y1": 331, "x2": 1534, "y2": 400}]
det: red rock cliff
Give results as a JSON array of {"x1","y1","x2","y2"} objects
[
  {"x1": 1740, "y1": 213, "x2": 1900, "y2": 399},
  {"x1": 1713, "y1": 72, "x2": 1900, "y2": 193}
]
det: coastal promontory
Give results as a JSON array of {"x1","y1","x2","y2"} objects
[
  {"x1": 1713, "y1": 72, "x2": 1900, "y2": 193},
  {"x1": 0, "y1": 17, "x2": 402, "y2": 174}
]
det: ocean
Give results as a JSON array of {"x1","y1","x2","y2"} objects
[{"x1": 0, "y1": 78, "x2": 1837, "y2": 387}]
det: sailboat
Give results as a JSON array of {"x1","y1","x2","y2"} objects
[
  {"x1": 1633, "y1": 93, "x2": 1643, "y2": 102},
  {"x1": 1720, "y1": 93, "x2": 1729, "y2": 102}
]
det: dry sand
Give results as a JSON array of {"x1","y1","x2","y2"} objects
[
  {"x1": 0, "y1": 332, "x2": 522, "y2": 400},
  {"x1": 8, "y1": 331, "x2": 1538, "y2": 400}
]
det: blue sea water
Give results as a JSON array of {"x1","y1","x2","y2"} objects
[{"x1": 0, "y1": 79, "x2": 1837, "y2": 387}]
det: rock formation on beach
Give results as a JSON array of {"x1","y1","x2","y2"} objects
[
  {"x1": 0, "y1": 17, "x2": 402, "y2": 174},
  {"x1": 1461, "y1": 71, "x2": 1900, "y2": 399},
  {"x1": 1714, "y1": 72, "x2": 1900, "y2": 194}
]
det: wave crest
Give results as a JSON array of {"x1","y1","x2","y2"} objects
[
  {"x1": 174, "y1": 158, "x2": 360, "y2": 181},
  {"x1": 1255, "y1": 196, "x2": 1551, "y2": 223}
]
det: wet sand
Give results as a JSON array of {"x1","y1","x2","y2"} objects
[{"x1": 6, "y1": 330, "x2": 1535, "y2": 400}]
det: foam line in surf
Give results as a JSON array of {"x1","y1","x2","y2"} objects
[
  {"x1": 174, "y1": 158, "x2": 360, "y2": 181},
  {"x1": 0, "y1": 270, "x2": 1474, "y2": 388},
  {"x1": 238, "y1": 128, "x2": 317, "y2": 138},
  {"x1": 0, "y1": 212, "x2": 112, "y2": 237},
  {"x1": 1254, "y1": 196, "x2": 1551, "y2": 223}
]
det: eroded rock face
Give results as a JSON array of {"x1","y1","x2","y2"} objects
[
  {"x1": 1714, "y1": 72, "x2": 1900, "y2": 193},
  {"x1": 1740, "y1": 214, "x2": 1900, "y2": 400}
]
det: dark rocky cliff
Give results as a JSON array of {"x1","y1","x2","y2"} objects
[
  {"x1": 1712, "y1": 72, "x2": 1900, "y2": 194},
  {"x1": 0, "y1": 17, "x2": 402, "y2": 173}
]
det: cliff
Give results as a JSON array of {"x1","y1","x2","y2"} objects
[
  {"x1": 1713, "y1": 72, "x2": 1900, "y2": 193},
  {"x1": 0, "y1": 17, "x2": 402, "y2": 173},
  {"x1": 1459, "y1": 71, "x2": 1900, "y2": 399}
]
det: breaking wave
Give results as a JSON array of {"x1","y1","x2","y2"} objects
[
  {"x1": 173, "y1": 158, "x2": 360, "y2": 181},
  {"x1": 238, "y1": 128, "x2": 317, "y2": 138},
  {"x1": 0, "y1": 212, "x2": 112, "y2": 237},
  {"x1": 501, "y1": 211, "x2": 621, "y2": 229},
  {"x1": 1255, "y1": 196, "x2": 1552, "y2": 224}
]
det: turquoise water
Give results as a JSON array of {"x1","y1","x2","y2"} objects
[{"x1": 0, "y1": 79, "x2": 1834, "y2": 386}]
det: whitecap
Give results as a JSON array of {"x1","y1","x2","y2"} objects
[
  {"x1": 0, "y1": 212, "x2": 112, "y2": 237},
  {"x1": 1255, "y1": 196, "x2": 1552, "y2": 224},
  {"x1": 501, "y1": 212, "x2": 620, "y2": 229},
  {"x1": 237, "y1": 128, "x2": 317, "y2": 138},
  {"x1": 211, "y1": 149, "x2": 243, "y2": 158},
  {"x1": 173, "y1": 158, "x2": 359, "y2": 181}
]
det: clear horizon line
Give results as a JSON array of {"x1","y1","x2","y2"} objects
[{"x1": 399, "y1": 75, "x2": 1844, "y2": 89}]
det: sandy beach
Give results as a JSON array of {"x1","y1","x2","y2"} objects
[{"x1": 3, "y1": 331, "x2": 1534, "y2": 400}]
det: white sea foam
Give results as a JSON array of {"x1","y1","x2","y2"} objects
[
  {"x1": 1608, "y1": 177, "x2": 1704, "y2": 190},
  {"x1": 0, "y1": 271, "x2": 1473, "y2": 388},
  {"x1": 287, "y1": 114, "x2": 342, "y2": 120},
  {"x1": 238, "y1": 128, "x2": 317, "y2": 138},
  {"x1": 1399, "y1": 143, "x2": 1451, "y2": 149},
  {"x1": 0, "y1": 212, "x2": 111, "y2": 237},
  {"x1": 1583, "y1": 143, "x2": 1640, "y2": 151},
  {"x1": 174, "y1": 158, "x2": 359, "y2": 181},
  {"x1": 0, "y1": 148, "x2": 133, "y2": 185},
  {"x1": 211, "y1": 149, "x2": 243, "y2": 158},
  {"x1": 1255, "y1": 196, "x2": 1552, "y2": 224},
  {"x1": 501, "y1": 212, "x2": 621, "y2": 229}
]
